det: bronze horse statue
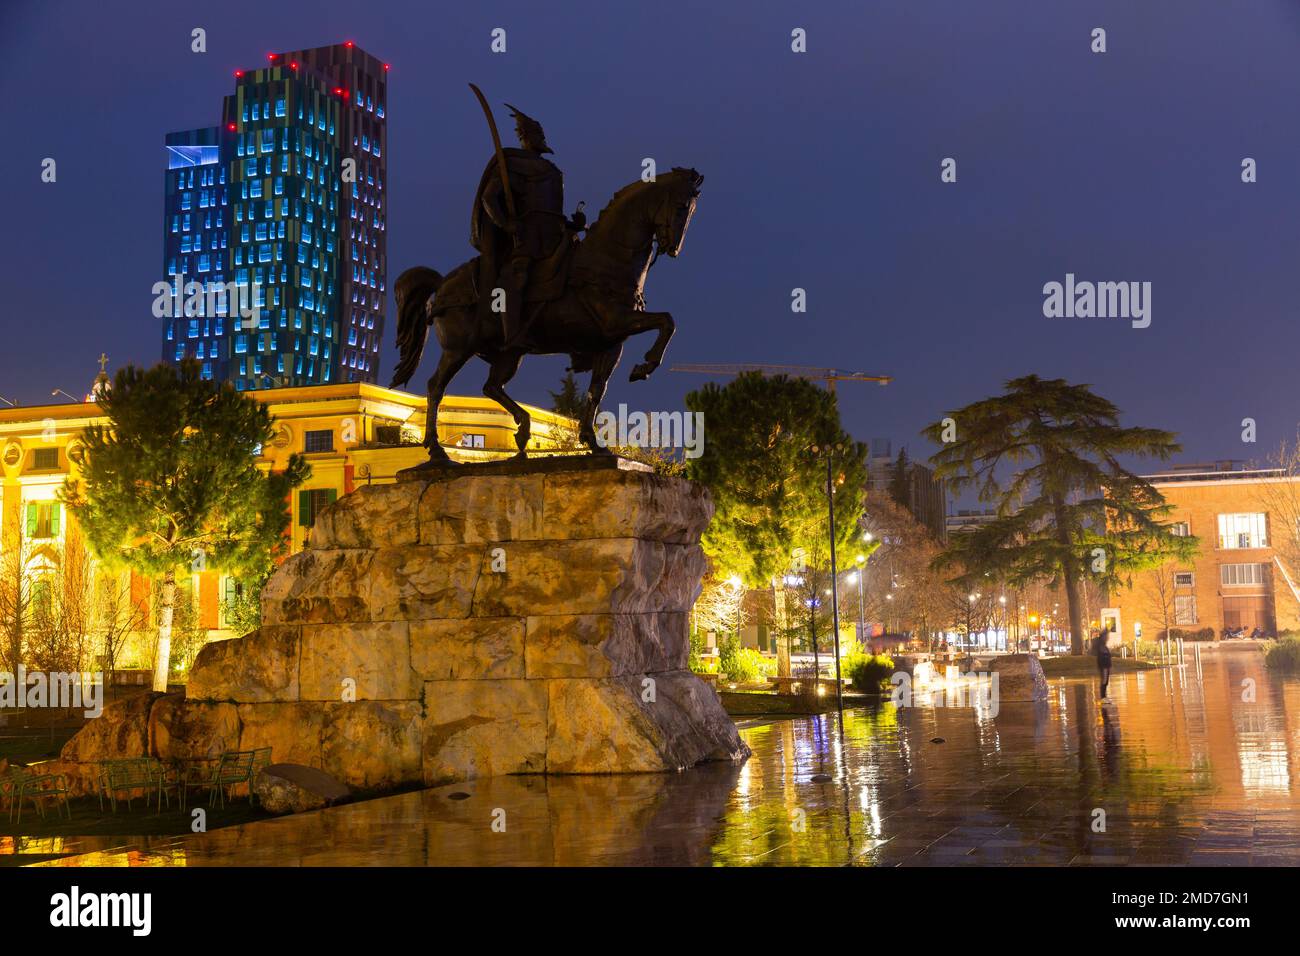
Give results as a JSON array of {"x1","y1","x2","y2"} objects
[{"x1": 390, "y1": 167, "x2": 702, "y2": 466}]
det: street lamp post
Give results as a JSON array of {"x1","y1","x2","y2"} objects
[
  {"x1": 810, "y1": 443, "x2": 846, "y2": 714},
  {"x1": 854, "y1": 552, "x2": 866, "y2": 647},
  {"x1": 998, "y1": 595, "x2": 1007, "y2": 652},
  {"x1": 966, "y1": 592, "x2": 980, "y2": 665}
]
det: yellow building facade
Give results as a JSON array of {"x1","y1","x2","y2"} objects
[{"x1": 0, "y1": 381, "x2": 575, "y2": 668}]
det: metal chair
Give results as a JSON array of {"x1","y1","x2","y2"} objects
[
  {"x1": 103, "y1": 757, "x2": 165, "y2": 814},
  {"x1": 5, "y1": 765, "x2": 72, "y2": 824}
]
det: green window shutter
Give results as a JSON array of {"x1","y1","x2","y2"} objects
[
  {"x1": 325, "y1": 489, "x2": 337, "y2": 505},
  {"x1": 297, "y1": 490, "x2": 311, "y2": 526},
  {"x1": 50, "y1": 503, "x2": 61, "y2": 537},
  {"x1": 25, "y1": 503, "x2": 37, "y2": 538}
]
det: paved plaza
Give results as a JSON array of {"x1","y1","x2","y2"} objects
[{"x1": 20, "y1": 654, "x2": 1300, "y2": 866}]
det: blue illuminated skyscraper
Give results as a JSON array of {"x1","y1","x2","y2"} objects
[
  {"x1": 162, "y1": 127, "x2": 231, "y2": 384},
  {"x1": 161, "y1": 42, "x2": 388, "y2": 389}
]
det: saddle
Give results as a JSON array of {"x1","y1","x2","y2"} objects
[{"x1": 431, "y1": 234, "x2": 577, "y2": 317}]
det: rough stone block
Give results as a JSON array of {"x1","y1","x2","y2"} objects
[
  {"x1": 253, "y1": 763, "x2": 351, "y2": 815},
  {"x1": 59, "y1": 691, "x2": 159, "y2": 764},
  {"x1": 545, "y1": 671, "x2": 746, "y2": 773},
  {"x1": 418, "y1": 474, "x2": 545, "y2": 544},
  {"x1": 409, "y1": 617, "x2": 525, "y2": 680},
  {"x1": 542, "y1": 470, "x2": 713, "y2": 544},
  {"x1": 471, "y1": 539, "x2": 668, "y2": 616},
  {"x1": 369, "y1": 545, "x2": 481, "y2": 621},
  {"x1": 321, "y1": 701, "x2": 424, "y2": 790},
  {"x1": 261, "y1": 549, "x2": 373, "y2": 624},
  {"x1": 187, "y1": 626, "x2": 301, "y2": 702},
  {"x1": 310, "y1": 480, "x2": 423, "y2": 550},
  {"x1": 299, "y1": 622, "x2": 416, "y2": 701},
  {"x1": 524, "y1": 612, "x2": 688, "y2": 678},
  {"x1": 150, "y1": 695, "x2": 241, "y2": 759},
  {"x1": 989, "y1": 653, "x2": 1049, "y2": 702},
  {"x1": 236, "y1": 702, "x2": 327, "y2": 769},
  {"x1": 422, "y1": 679, "x2": 548, "y2": 785}
]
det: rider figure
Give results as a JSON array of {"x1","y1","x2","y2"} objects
[{"x1": 471, "y1": 105, "x2": 586, "y2": 349}]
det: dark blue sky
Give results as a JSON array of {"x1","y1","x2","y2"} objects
[{"x1": 3, "y1": 0, "x2": 1299, "y2": 481}]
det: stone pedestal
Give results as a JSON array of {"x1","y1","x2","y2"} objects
[{"x1": 56, "y1": 461, "x2": 748, "y2": 793}]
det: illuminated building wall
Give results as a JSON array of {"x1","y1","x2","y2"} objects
[
  {"x1": 0, "y1": 381, "x2": 575, "y2": 666},
  {"x1": 162, "y1": 42, "x2": 388, "y2": 390}
]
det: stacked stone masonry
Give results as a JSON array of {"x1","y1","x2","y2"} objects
[{"x1": 55, "y1": 466, "x2": 748, "y2": 794}]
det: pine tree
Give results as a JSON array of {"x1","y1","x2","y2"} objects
[
  {"x1": 923, "y1": 375, "x2": 1198, "y2": 654},
  {"x1": 686, "y1": 372, "x2": 867, "y2": 675},
  {"x1": 61, "y1": 360, "x2": 308, "y2": 690},
  {"x1": 549, "y1": 370, "x2": 586, "y2": 419}
]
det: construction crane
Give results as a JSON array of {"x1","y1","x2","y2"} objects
[{"x1": 669, "y1": 363, "x2": 893, "y2": 393}]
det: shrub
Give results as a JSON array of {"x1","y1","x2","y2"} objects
[
  {"x1": 688, "y1": 630, "x2": 705, "y2": 673},
  {"x1": 1134, "y1": 640, "x2": 1163, "y2": 660},
  {"x1": 1265, "y1": 637, "x2": 1300, "y2": 672},
  {"x1": 846, "y1": 652, "x2": 895, "y2": 693},
  {"x1": 718, "y1": 636, "x2": 768, "y2": 683}
]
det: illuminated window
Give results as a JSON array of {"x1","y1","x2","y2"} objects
[
  {"x1": 304, "y1": 430, "x2": 333, "y2": 453},
  {"x1": 1220, "y1": 563, "x2": 1266, "y2": 586},
  {"x1": 31, "y1": 448, "x2": 59, "y2": 470},
  {"x1": 24, "y1": 502, "x2": 62, "y2": 539},
  {"x1": 1218, "y1": 513, "x2": 1267, "y2": 549}
]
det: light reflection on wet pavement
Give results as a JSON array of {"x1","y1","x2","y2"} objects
[{"x1": 28, "y1": 654, "x2": 1300, "y2": 866}]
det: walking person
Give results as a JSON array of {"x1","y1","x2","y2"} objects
[{"x1": 1094, "y1": 629, "x2": 1113, "y2": 701}]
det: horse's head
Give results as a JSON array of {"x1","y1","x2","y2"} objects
[{"x1": 652, "y1": 168, "x2": 703, "y2": 258}]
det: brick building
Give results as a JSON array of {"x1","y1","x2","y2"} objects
[{"x1": 1105, "y1": 463, "x2": 1300, "y2": 640}]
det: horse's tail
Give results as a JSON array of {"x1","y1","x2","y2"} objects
[{"x1": 389, "y1": 266, "x2": 444, "y2": 388}]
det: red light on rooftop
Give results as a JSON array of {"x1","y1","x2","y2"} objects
[
  {"x1": 291, "y1": 61, "x2": 298, "y2": 70},
  {"x1": 383, "y1": 63, "x2": 390, "y2": 71},
  {"x1": 333, "y1": 87, "x2": 343, "y2": 95},
  {"x1": 234, "y1": 70, "x2": 243, "y2": 77},
  {"x1": 227, "y1": 123, "x2": 237, "y2": 131},
  {"x1": 267, "y1": 53, "x2": 276, "y2": 60},
  {"x1": 345, "y1": 41, "x2": 354, "y2": 48}
]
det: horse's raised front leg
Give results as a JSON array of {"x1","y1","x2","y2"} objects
[
  {"x1": 623, "y1": 310, "x2": 675, "y2": 381},
  {"x1": 482, "y1": 350, "x2": 531, "y2": 458},
  {"x1": 580, "y1": 345, "x2": 622, "y2": 454}
]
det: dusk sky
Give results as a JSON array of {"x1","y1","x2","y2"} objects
[{"x1": 4, "y1": 0, "x2": 1300, "y2": 485}]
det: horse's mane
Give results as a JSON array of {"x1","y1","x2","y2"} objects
[{"x1": 587, "y1": 168, "x2": 696, "y2": 235}]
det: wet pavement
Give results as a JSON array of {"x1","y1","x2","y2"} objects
[{"x1": 27, "y1": 652, "x2": 1300, "y2": 866}]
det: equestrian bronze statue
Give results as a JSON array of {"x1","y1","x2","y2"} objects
[{"x1": 390, "y1": 86, "x2": 702, "y2": 467}]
